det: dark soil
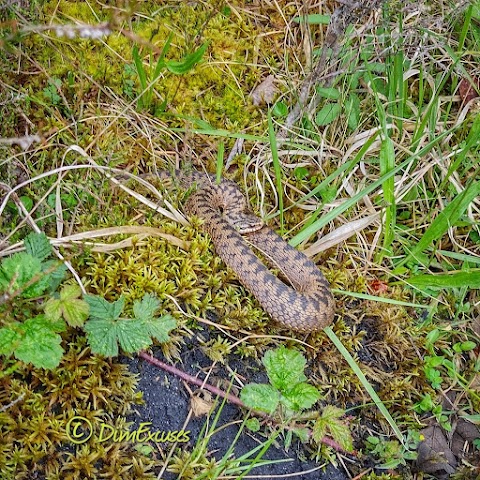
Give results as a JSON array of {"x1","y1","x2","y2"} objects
[{"x1": 126, "y1": 339, "x2": 351, "y2": 480}]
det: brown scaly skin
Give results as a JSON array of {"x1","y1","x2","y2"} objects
[{"x1": 178, "y1": 171, "x2": 335, "y2": 332}]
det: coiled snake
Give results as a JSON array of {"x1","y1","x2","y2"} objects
[{"x1": 167, "y1": 171, "x2": 334, "y2": 333}]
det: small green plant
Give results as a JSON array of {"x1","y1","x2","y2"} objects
[
  {"x1": 365, "y1": 429, "x2": 421, "y2": 469},
  {"x1": 42, "y1": 76, "x2": 62, "y2": 105},
  {"x1": 129, "y1": 36, "x2": 209, "y2": 113},
  {"x1": 240, "y1": 346, "x2": 353, "y2": 452},
  {"x1": 413, "y1": 394, "x2": 452, "y2": 431},
  {"x1": 0, "y1": 232, "x2": 177, "y2": 369},
  {"x1": 0, "y1": 233, "x2": 68, "y2": 369},
  {"x1": 84, "y1": 293, "x2": 176, "y2": 357},
  {"x1": 422, "y1": 328, "x2": 478, "y2": 399}
]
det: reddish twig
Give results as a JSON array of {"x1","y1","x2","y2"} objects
[{"x1": 139, "y1": 351, "x2": 355, "y2": 455}]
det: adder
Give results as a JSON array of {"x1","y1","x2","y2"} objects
[{"x1": 162, "y1": 170, "x2": 335, "y2": 333}]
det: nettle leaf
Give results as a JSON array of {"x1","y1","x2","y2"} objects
[
  {"x1": 0, "y1": 326, "x2": 22, "y2": 355},
  {"x1": 263, "y1": 346, "x2": 307, "y2": 392},
  {"x1": 0, "y1": 252, "x2": 50, "y2": 297},
  {"x1": 133, "y1": 294, "x2": 176, "y2": 342},
  {"x1": 240, "y1": 383, "x2": 280, "y2": 414},
  {"x1": 281, "y1": 382, "x2": 321, "y2": 412},
  {"x1": 312, "y1": 405, "x2": 354, "y2": 452},
  {"x1": 24, "y1": 232, "x2": 51, "y2": 261},
  {"x1": 14, "y1": 316, "x2": 65, "y2": 369},
  {"x1": 44, "y1": 285, "x2": 89, "y2": 327},
  {"x1": 85, "y1": 295, "x2": 124, "y2": 320}
]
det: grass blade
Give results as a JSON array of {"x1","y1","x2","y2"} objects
[
  {"x1": 324, "y1": 326, "x2": 406, "y2": 446},
  {"x1": 407, "y1": 270, "x2": 480, "y2": 289},
  {"x1": 378, "y1": 136, "x2": 396, "y2": 260},
  {"x1": 268, "y1": 109, "x2": 284, "y2": 234},
  {"x1": 401, "y1": 181, "x2": 480, "y2": 266}
]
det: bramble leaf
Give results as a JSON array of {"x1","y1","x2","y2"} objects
[
  {"x1": 13, "y1": 316, "x2": 65, "y2": 369},
  {"x1": 84, "y1": 318, "x2": 121, "y2": 357},
  {"x1": 142, "y1": 314, "x2": 176, "y2": 343},
  {"x1": 44, "y1": 284, "x2": 89, "y2": 327},
  {"x1": 84, "y1": 317, "x2": 152, "y2": 357},
  {"x1": 133, "y1": 293, "x2": 161, "y2": 321},
  {"x1": 281, "y1": 382, "x2": 321, "y2": 412},
  {"x1": 263, "y1": 346, "x2": 307, "y2": 392},
  {"x1": 0, "y1": 252, "x2": 50, "y2": 298},
  {"x1": 240, "y1": 383, "x2": 280, "y2": 414},
  {"x1": 133, "y1": 293, "x2": 176, "y2": 342},
  {"x1": 24, "y1": 232, "x2": 51, "y2": 261},
  {"x1": 84, "y1": 295, "x2": 159, "y2": 356},
  {"x1": 0, "y1": 327, "x2": 22, "y2": 355},
  {"x1": 85, "y1": 295, "x2": 124, "y2": 320},
  {"x1": 312, "y1": 405, "x2": 353, "y2": 452}
]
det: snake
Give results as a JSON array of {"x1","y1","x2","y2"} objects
[{"x1": 165, "y1": 171, "x2": 335, "y2": 332}]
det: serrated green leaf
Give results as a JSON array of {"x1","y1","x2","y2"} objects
[
  {"x1": 44, "y1": 297, "x2": 62, "y2": 321},
  {"x1": 133, "y1": 293, "x2": 161, "y2": 321},
  {"x1": 45, "y1": 285, "x2": 89, "y2": 327},
  {"x1": 85, "y1": 295, "x2": 124, "y2": 320},
  {"x1": 315, "y1": 103, "x2": 341, "y2": 126},
  {"x1": 24, "y1": 232, "x2": 51, "y2": 261},
  {"x1": 281, "y1": 382, "x2": 321, "y2": 411},
  {"x1": 116, "y1": 319, "x2": 152, "y2": 352},
  {"x1": 84, "y1": 318, "x2": 120, "y2": 356},
  {"x1": 263, "y1": 346, "x2": 306, "y2": 392},
  {"x1": 292, "y1": 427, "x2": 309, "y2": 443},
  {"x1": 84, "y1": 317, "x2": 151, "y2": 357},
  {"x1": 0, "y1": 252, "x2": 48, "y2": 298},
  {"x1": 143, "y1": 315, "x2": 176, "y2": 343},
  {"x1": 165, "y1": 42, "x2": 209, "y2": 75},
  {"x1": 42, "y1": 260, "x2": 67, "y2": 292},
  {"x1": 14, "y1": 316, "x2": 64, "y2": 369},
  {"x1": 0, "y1": 327, "x2": 22, "y2": 355},
  {"x1": 313, "y1": 405, "x2": 353, "y2": 451},
  {"x1": 132, "y1": 294, "x2": 176, "y2": 342},
  {"x1": 327, "y1": 419, "x2": 354, "y2": 451},
  {"x1": 321, "y1": 405, "x2": 345, "y2": 420},
  {"x1": 63, "y1": 299, "x2": 89, "y2": 327},
  {"x1": 240, "y1": 383, "x2": 280, "y2": 413}
]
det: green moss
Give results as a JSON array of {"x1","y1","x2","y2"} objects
[{"x1": 0, "y1": 335, "x2": 153, "y2": 480}]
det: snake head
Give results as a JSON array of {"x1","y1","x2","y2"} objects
[{"x1": 225, "y1": 211, "x2": 264, "y2": 234}]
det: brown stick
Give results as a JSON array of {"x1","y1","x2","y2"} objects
[{"x1": 138, "y1": 351, "x2": 355, "y2": 455}]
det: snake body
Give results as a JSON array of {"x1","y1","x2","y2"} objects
[{"x1": 176, "y1": 171, "x2": 334, "y2": 332}]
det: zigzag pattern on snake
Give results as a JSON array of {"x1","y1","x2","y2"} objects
[{"x1": 163, "y1": 170, "x2": 335, "y2": 332}]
